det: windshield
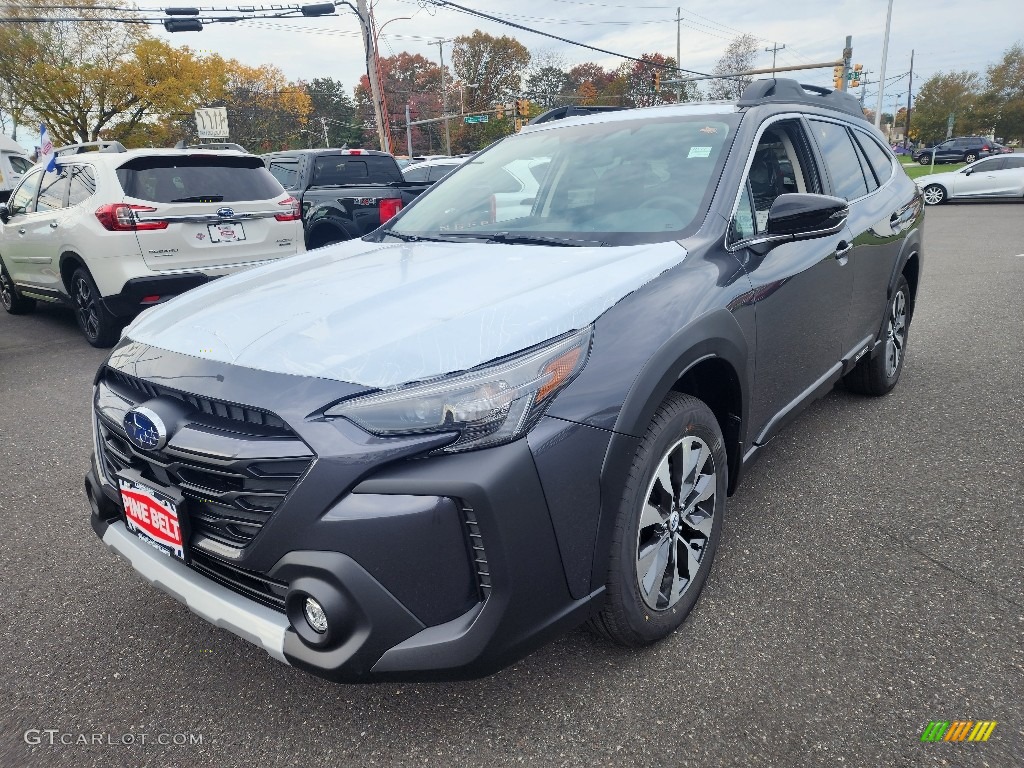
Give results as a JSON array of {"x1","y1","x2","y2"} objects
[{"x1": 382, "y1": 114, "x2": 738, "y2": 246}]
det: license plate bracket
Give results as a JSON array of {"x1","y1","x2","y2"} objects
[
  {"x1": 207, "y1": 221, "x2": 246, "y2": 243},
  {"x1": 117, "y1": 470, "x2": 189, "y2": 562}
]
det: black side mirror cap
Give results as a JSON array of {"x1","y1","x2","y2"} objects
[
  {"x1": 766, "y1": 193, "x2": 848, "y2": 238},
  {"x1": 0, "y1": 203, "x2": 9, "y2": 224}
]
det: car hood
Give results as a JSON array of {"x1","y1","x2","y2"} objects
[{"x1": 125, "y1": 237, "x2": 688, "y2": 388}]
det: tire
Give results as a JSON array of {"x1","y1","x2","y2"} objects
[
  {"x1": 589, "y1": 392, "x2": 727, "y2": 647},
  {"x1": 0, "y1": 259, "x2": 36, "y2": 315},
  {"x1": 918, "y1": 155, "x2": 931, "y2": 165},
  {"x1": 70, "y1": 267, "x2": 121, "y2": 348},
  {"x1": 921, "y1": 184, "x2": 946, "y2": 206},
  {"x1": 964, "y1": 152, "x2": 977, "y2": 164},
  {"x1": 844, "y1": 274, "x2": 910, "y2": 397}
]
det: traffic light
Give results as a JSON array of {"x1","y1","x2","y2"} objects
[
  {"x1": 496, "y1": 105, "x2": 504, "y2": 120},
  {"x1": 833, "y1": 65, "x2": 844, "y2": 90},
  {"x1": 851, "y1": 63, "x2": 863, "y2": 87},
  {"x1": 515, "y1": 98, "x2": 529, "y2": 116},
  {"x1": 652, "y1": 71, "x2": 661, "y2": 91}
]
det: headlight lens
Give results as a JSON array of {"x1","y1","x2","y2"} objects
[{"x1": 326, "y1": 327, "x2": 592, "y2": 452}]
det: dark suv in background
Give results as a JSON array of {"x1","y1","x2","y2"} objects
[
  {"x1": 912, "y1": 136, "x2": 995, "y2": 165},
  {"x1": 87, "y1": 79, "x2": 923, "y2": 682}
]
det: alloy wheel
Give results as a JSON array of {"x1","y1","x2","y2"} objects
[
  {"x1": 635, "y1": 436, "x2": 717, "y2": 611},
  {"x1": 922, "y1": 185, "x2": 945, "y2": 205},
  {"x1": 74, "y1": 275, "x2": 99, "y2": 339},
  {"x1": 0, "y1": 272, "x2": 12, "y2": 310},
  {"x1": 886, "y1": 289, "x2": 907, "y2": 378}
]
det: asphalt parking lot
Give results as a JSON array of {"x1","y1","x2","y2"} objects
[{"x1": 1, "y1": 202, "x2": 1021, "y2": 768}]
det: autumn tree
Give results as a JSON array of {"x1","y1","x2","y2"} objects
[
  {"x1": 707, "y1": 34, "x2": 760, "y2": 101},
  {"x1": 980, "y1": 42, "x2": 1024, "y2": 142},
  {"x1": 525, "y1": 66, "x2": 572, "y2": 108},
  {"x1": 355, "y1": 53, "x2": 447, "y2": 153}
]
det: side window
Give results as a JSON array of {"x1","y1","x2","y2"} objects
[
  {"x1": 7, "y1": 170, "x2": 43, "y2": 216},
  {"x1": 268, "y1": 159, "x2": 299, "y2": 188},
  {"x1": 728, "y1": 181, "x2": 756, "y2": 244},
  {"x1": 67, "y1": 165, "x2": 97, "y2": 207},
  {"x1": 852, "y1": 139, "x2": 878, "y2": 193},
  {"x1": 974, "y1": 158, "x2": 1005, "y2": 172},
  {"x1": 36, "y1": 167, "x2": 69, "y2": 212},
  {"x1": 9, "y1": 156, "x2": 32, "y2": 174},
  {"x1": 428, "y1": 164, "x2": 459, "y2": 182},
  {"x1": 808, "y1": 120, "x2": 869, "y2": 201},
  {"x1": 744, "y1": 119, "x2": 821, "y2": 231},
  {"x1": 853, "y1": 131, "x2": 894, "y2": 186},
  {"x1": 1003, "y1": 157, "x2": 1024, "y2": 170}
]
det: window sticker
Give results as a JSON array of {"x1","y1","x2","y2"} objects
[{"x1": 688, "y1": 146, "x2": 712, "y2": 159}]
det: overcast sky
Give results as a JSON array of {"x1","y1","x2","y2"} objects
[{"x1": 137, "y1": 0, "x2": 1020, "y2": 116}]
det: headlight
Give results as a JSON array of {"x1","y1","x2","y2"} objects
[{"x1": 325, "y1": 327, "x2": 592, "y2": 453}]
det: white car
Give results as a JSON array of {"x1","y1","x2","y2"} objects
[
  {"x1": 0, "y1": 141, "x2": 304, "y2": 346},
  {"x1": 915, "y1": 154, "x2": 1024, "y2": 205},
  {"x1": 0, "y1": 133, "x2": 33, "y2": 203}
]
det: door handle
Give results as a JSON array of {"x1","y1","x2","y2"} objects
[
  {"x1": 49, "y1": 222, "x2": 59, "y2": 228},
  {"x1": 835, "y1": 240, "x2": 853, "y2": 258},
  {"x1": 17, "y1": 228, "x2": 25, "y2": 235}
]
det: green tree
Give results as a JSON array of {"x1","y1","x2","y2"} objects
[
  {"x1": 306, "y1": 78, "x2": 362, "y2": 148},
  {"x1": 911, "y1": 71, "x2": 983, "y2": 144},
  {"x1": 980, "y1": 42, "x2": 1024, "y2": 142}
]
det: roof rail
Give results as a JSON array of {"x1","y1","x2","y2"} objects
[
  {"x1": 174, "y1": 140, "x2": 248, "y2": 153},
  {"x1": 528, "y1": 105, "x2": 625, "y2": 125},
  {"x1": 55, "y1": 140, "x2": 127, "y2": 156},
  {"x1": 737, "y1": 78, "x2": 867, "y2": 121}
]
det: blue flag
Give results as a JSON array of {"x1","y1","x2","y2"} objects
[{"x1": 39, "y1": 124, "x2": 57, "y2": 173}]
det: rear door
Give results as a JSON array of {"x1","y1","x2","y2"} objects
[{"x1": 115, "y1": 154, "x2": 300, "y2": 272}]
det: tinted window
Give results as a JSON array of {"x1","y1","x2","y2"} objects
[
  {"x1": 1003, "y1": 156, "x2": 1024, "y2": 169},
  {"x1": 972, "y1": 158, "x2": 1004, "y2": 171},
  {"x1": 851, "y1": 139, "x2": 878, "y2": 193},
  {"x1": 8, "y1": 156, "x2": 32, "y2": 174},
  {"x1": 8, "y1": 170, "x2": 42, "y2": 216},
  {"x1": 268, "y1": 159, "x2": 299, "y2": 188},
  {"x1": 387, "y1": 115, "x2": 739, "y2": 246},
  {"x1": 809, "y1": 120, "x2": 868, "y2": 200},
  {"x1": 853, "y1": 131, "x2": 893, "y2": 185},
  {"x1": 67, "y1": 165, "x2": 97, "y2": 206},
  {"x1": 427, "y1": 163, "x2": 460, "y2": 182},
  {"x1": 402, "y1": 165, "x2": 429, "y2": 182},
  {"x1": 36, "y1": 167, "x2": 68, "y2": 212},
  {"x1": 311, "y1": 154, "x2": 402, "y2": 185},
  {"x1": 116, "y1": 156, "x2": 283, "y2": 203}
]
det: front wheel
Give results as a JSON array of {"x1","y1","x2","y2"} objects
[
  {"x1": 918, "y1": 155, "x2": 931, "y2": 165},
  {"x1": 589, "y1": 393, "x2": 727, "y2": 647},
  {"x1": 71, "y1": 267, "x2": 122, "y2": 347},
  {"x1": 1, "y1": 260, "x2": 36, "y2": 315},
  {"x1": 922, "y1": 184, "x2": 946, "y2": 206},
  {"x1": 844, "y1": 274, "x2": 910, "y2": 396}
]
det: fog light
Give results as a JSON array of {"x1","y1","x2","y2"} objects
[{"x1": 303, "y1": 597, "x2": 328, "y2": 634}]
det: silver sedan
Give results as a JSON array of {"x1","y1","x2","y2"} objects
[{"x1": 916, "y1": 154, "x2": 1024, "y2": 205}]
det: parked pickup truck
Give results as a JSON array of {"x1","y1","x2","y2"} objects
[{"x1": 262, "y1": 149, "x2": 431, "y2": 249}]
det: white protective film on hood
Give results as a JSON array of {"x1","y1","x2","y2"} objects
[{"x1": 125, "y1": 238, "x2": 688, "y2": 388}]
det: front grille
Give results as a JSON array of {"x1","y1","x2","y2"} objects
[
  {"x1": 461, "y1": 503, "x2": 492, "y2": 599},
  {"x1": 96, "y1": 369, "x2": 313, "y2": 549},
  {"x1": 189, "y1": 551, "x2": 287, "y2": 612}
]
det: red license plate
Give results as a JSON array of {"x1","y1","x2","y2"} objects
[{"x1": 118, "y1": 477, "x2": 186, "y2": 561}]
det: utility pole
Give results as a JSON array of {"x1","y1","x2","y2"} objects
[
  {"x1": 355, "y1": 0, "x2": 389, "y2": 152},
  {"x1": 436, "y1": 38, "x2": 452, "y2": 156},
  {"x1": 320, "y1": 116, "x2": 330, "y2": 148},
  {"x1": 765, "y1": 42, "x2": 786, "y2": 76},
  {"x1": 874, "y1": 0, "x2": 894, "y2": 129},
  {"x1": 840, "y1": 35, "x2": 852, "y2": 92},
  {"x1": 405, "y1": 103, "x2": 413, "y2": 157},
  {"x1": 904, "y1": 49, "x2": 914, "y2": 149},
  {"x1": 676, "y1": 7, "x2": 682, "y2": 100}
]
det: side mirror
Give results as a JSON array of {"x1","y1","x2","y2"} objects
[
  {"x1": 765, "y1": 193, "x2": 848, "y2": 238},
  {"x1": 0, "y1": 203, "x2": 9, "y2": 224},
  {"x1": 963, "y1": 167, "x2": 973, "y2": 176}
]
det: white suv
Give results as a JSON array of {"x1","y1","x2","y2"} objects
[{"x1": 0, "y1": 141, "x2": 304, "y2": 346}]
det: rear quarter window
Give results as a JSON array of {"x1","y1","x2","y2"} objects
[
  {"x1": 312, "y1": 155, "x2": 403, "y2": 186},
  {"x1": 116, "y1": 155, "x2": 284, "y2": 203}
]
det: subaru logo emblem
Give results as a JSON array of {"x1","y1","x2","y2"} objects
[
  {"x1": 123, "y1": 407, "x2": 168, "y2": 452},
  {"x1": 217, "y1": 207, "x2": 235, "y2": 218}
]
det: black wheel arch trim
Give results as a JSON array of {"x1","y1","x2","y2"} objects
[{"x1": 304, "y1": 212, "x2": 356, "y2": 247}]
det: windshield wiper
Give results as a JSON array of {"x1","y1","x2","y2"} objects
[
  {"x1": 445, "y1": 232, "x2": 608, "y2": 247},
  {"x1": 170, "y1": 195, "x2": 224, "y2": 203},
  {"x1": 378, "y1": 230, "x2": 455, "y2": 244}
]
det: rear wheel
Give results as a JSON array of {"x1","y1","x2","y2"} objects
[
  {"x1": 921, "y1": 184, "x2": 946, "y2": 205},
  {"x1": 964, "y1": 152, "x2": 978, "y2": 164},
  {"x1": 589, "y1": 393, "x2": 726, "y2": 646},
  {"x1": 918, "y1": 155, "x2": 931, "y2": 165},
  {"x1": 71, "y1": 267, "x2": 121, "y2": 348},
  {"x1": 844, "y1": 274, "x2": 910, "y2": 396},
  {"x1": 0, "y1": 260, "x2": 36, "y2": 314}
]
